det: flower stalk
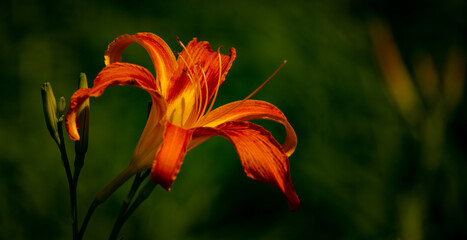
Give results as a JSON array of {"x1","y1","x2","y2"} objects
[
  {"x1": 108, "y1": 170, "x2": 155, "y2": 240},
  {"x1": 41, "y1": 76, "x2": 91, "y2": 240},
  {"x1": 41, "y1": 82, "x2": 76, "y2": 238}
]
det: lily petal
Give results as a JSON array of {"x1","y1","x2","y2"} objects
[
  {"x1": 66, "y1": 62, "x2": 166, "y2": 141},
  {"x1": 129, "y1": 102, "x2": 166, "y2": 171},
  {"x1": 201, "y1": 100, "x2": 297, "y2": 156},
  {"x1": 167, "y1": 39, "x2": 236, "y2": 113},
  {"x1": 150, "y1": 122, "x2": 194, "y2": 190},
  {"x1": 104, "y1": 33, "x2": 177, "y2": 95},
  {"x1": 193, "y1": 121, "x2": 300, "y2": 211}
]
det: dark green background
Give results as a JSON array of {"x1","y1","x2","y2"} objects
[{"x1": 2, "y1": 0, "x2": 467, "y2": 239}]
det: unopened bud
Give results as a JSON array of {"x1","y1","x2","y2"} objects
[
  {"x1": 75, "y1": 73, "x2": 90, "y2": 155},
  {"x1": 41, "y1": 82, "x2": 60, "y2": 145},
  {"x1": 79, "y1": 72, "x2": 88, "y2": 89},
  {"x1": 58, "y1": 96, "x2": 66, "y2": 117}
]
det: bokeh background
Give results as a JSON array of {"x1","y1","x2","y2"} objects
[{"x1": 2, "y1": 0, "x2": 467, "y2": 239}]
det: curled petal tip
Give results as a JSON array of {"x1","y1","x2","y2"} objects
[
  {"x1": 289, "y1": 202, "x2": 300, "y2": 212},
  {"x1": 65, "y1": 112, "x2": 81, "y2": 141},
  {"x1": 287, "y1": 191, "x2": 300, "y2": 211},
  {"x1": 150, "y1": 172, "x2": 174, "y2": 192},
  {"x1": 159, "y1": 181, "x2": 172, "y2": 192}
]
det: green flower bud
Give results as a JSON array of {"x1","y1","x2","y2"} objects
[
  {"x1": 58, "y1": 96, "x2": 66, "y2": 117},
  {"x1": 41, "y1": 82, "x2": 60, "y2": 145},
  {"x1": 75, "y1": 73, "x2": 90, "y2": 155},
  {"x1": 79, "y1": 72, "x2": 88, "y2": 89}
]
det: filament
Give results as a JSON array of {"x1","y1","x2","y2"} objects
[
  {"x1": 202, "y1": 60, "x2": 287, "y2": 125},
  {"x1": 198, "y1": 62, "x2": 210, "y2": 120},
  {"x1": 204, "y1": 50, "x2": 223, "y2": 118}
]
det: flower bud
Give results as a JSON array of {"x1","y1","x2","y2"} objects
[
  {"x1": 75, "y1": 73, "x2": 90, "y2": 155},
  {"x1": 41, "y1": 82, "x2": 60, "y2": 145},
  {"x1": 58, "y1": 96, "x2": 66, "y2": 117}
]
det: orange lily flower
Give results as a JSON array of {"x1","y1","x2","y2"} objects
[{"x1": 66, "y1": 33, "x2": 299, "y2": 210}]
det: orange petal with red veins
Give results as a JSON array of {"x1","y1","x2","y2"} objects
[
  {"x1": 167, "y1": 39, "x2": 236, "y2": 105},
  {"x1": 193, "y1": 121, "x2": 300, "y2": 211},
  {"x1": 104, "y1": 33, "x2": 177, "y2": 95},
  {"x1": 201, "y1": 100, "x2": 297, "y2": 156},
  {"x1": 66, "y1": 62, "x2": 166, "y2": 141},
  {"x1": 129, "y1": 102, "x2": 166, "y2": 171},
  {"x1": 151, "y1": 122, "x2": 194, "y2": 191}
]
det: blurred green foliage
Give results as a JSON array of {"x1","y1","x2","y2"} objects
[{"x1": 1, "y1": 0, "x2": 467, "y2": 239}]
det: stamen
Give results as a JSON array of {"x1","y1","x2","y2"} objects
[
  {"x1": 202, "y1": 60, "x2": 287, "y2": 125},
  {"x1": 203, "y1": 50, "x2": 223, "y2": 118},
  {"x1": 181, "y1": 68, "x2": 202, "y2": 127},
  {"x1": 244, "y1": 60, "x2": 287, "y2": 101},
  {"x1": 178, "y1": 55, "x2": 197, "y2": 86},
  {"x1": 198, "y1": 62, "x2": 210, "y2": 119},
  {"x1": 176, "y1": 44, "x2": 204, "y2": 124},
  {"x1": 178, "y1": 54, "x2": 202, "y2": 118},
  {"x1": 176, "y1": 40, "x2": 198, "y2": 88},
  {"x1": 177, "y1": 37, "x2": 195, "y2": 65}
]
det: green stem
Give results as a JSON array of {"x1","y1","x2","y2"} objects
[
  {"x1": 78, "y1": 200, "x2": 100, "y2": 240},
  {"x1": 108, "y1": 170, "x2": 150, "y2": 240},
  {"x1": 57, "y1": 120, "x2": 77, "y2": 239},
  {"x1": 57, "y1": 121, "x2": 73, "y2": 190},
  {"x1": 76, "y1": 166, "x2": 138, "y2": 239},
  {"x1": 95, "y1": 166, "x2": 137, "y2": 204},
  {"x1": 108, "y1": 179, "x2": 156, "y2": 240},
  {"x1": 121, "y1": 171, "x2": 146, "y2": 214},
  {"x1": 125, "y1": 181, "x2": 156, "y2": 219},
  {"x1": 72, "y1": 153, "x2": 85, "y2": 240}
]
